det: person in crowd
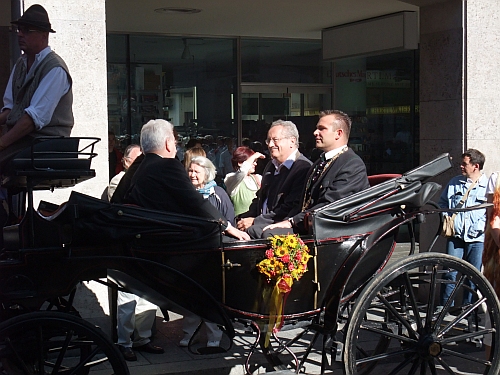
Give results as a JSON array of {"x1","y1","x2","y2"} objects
[
  {"x1": 124, "y1": 118, "x2": 248, "y2": 241},
  {"x1": 107, "y1": 144, "x2": 164, "y2": 361},
  {"x1": 262, "y1": 110, "x2": 370, "y2": 236},
  {"x1": 0, "y1": 4, "x2": 73, "y2": 166},
  {"x1": 219, "y1": 137, "x2": 234, "y2": 178},
  {"x1": 189, "y1": 156, "x2": 235, "y2": 225},
  {"x1": 185, "y1": 138, "x2": 202, "y2": 150},
  {"x1": 182, "y1": 146, "x2": 206, "y2": 171},
  {"x1": 237, "y1": 120, "x2": 312, "y2": 239},
  {"x1": 108, "y1": 131, "x2": 123, "y2": 180},
  {"x1": 181, "y1": 155, "x2": 236, "y2": 348},
  {"x1": 437, "y1": 149, "x2": 487, "y2": 309},
  {"x1": 108, "y1": 144, "x2": 141, "y2": 200},
  {"x1": 483, "y1": 170, "x2": 500, "y2": 357},
  {"x1": 224, "y1": 147, "x2": 264, "y2": 217},
  {"x1": 249, "y1": 140, "x2": 269, "y2": 175}
]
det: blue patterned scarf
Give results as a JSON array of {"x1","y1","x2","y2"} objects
[{"x1": 197, "y1": 180, "x2": 217, "y2": 199}]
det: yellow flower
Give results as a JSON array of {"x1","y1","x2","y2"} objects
[
  {"x1": 286, "y1": 236, "x2": 298, "y2": 248},
  {"x1": 276, "y1": 246, "x2": 288, "y2": 257}
]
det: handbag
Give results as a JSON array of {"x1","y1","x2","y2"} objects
[{"x1": 441, "y1": 179, "x2": 477, "y2": 237}]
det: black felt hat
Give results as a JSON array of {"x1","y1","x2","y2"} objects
[{"x1": 11, "y1": 4, "x2": 56, "y2": 33}]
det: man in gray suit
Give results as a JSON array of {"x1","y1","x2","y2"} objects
[{"x1": 237, "y1": 120, "x2": 312, "y2": 239}]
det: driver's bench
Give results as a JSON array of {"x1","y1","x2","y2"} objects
[{"x1": 1, "y1": 137, "x2": 98, "y2": 249}]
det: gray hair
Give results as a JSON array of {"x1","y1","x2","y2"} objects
[
  {"x1": 140, "y1": 119, "x2": 174, "y2": 153},
  {"x1": 123, "y1": 143, "x2": 140, "y2": 158},
  {"x1": 190, "y1": 156, "x2": 216, "y2": 183},
  {"x1": 270, "y1": 119, "x2": 299, "y2": 144}
]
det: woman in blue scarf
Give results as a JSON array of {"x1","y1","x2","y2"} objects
[
  {"x1": 180, "y1": 155, "x2": 235, "y2": 348},
  {"x1": 188, "y1": 156, "x2": 235, "y2": 225}
]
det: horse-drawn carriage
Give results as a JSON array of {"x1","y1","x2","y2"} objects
[{"x1": 0, "y1": 137, "x2": 498, "y2": 374}]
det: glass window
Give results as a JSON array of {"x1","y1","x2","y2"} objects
[
  {"x1": 241, "y1": 39, "x2": 330, "y2": 84},
  {"x1": 334, "y1": 50, "x2": 418, "y2": 175},
  {"x1": 106, "y1": 34, "x2": 237, "y2": 160}
]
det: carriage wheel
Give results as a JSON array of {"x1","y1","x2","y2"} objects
[
  {"x1": 344, "y1": 253, "x2": 500, "y2": 375},
  {"x1": 0, "y1": 311, "x2": 129, "y2": 375}
]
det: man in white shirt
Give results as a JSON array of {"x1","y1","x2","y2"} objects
[{"x1": 0, "y1": 4, "x2": 73, "y2": 165}]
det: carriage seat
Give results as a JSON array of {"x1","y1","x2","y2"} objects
[{"x1": 1, "y1": 137, "x2": 98, "y2": 190}]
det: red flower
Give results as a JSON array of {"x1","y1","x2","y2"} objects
[
  {"x1": 295, "y1": 252, "x2": 302, "y2": 261},
  {"x1": 266, "y1": 249, "x2": 274, "y2": 259},
  {"x1": 288, "y1": 263, "x2": 295, "y2": 271},
  {"x1": 281, "y1": 254, "x2": 290, "y2": 263}
]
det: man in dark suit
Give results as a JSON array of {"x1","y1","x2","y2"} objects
[
  {"x1": 237, "y1": 120, "x2": 312, "y2": 239},
  {"x1": 124, "y1": 119, "x2": 249, "y2": 241},
  {"x1": 263, "y1": 110, "x2": 370, "y2": 235}
]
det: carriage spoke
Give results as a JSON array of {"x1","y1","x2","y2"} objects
[
  {"x1": 426, "y1": 358, "x2": 437, "y2": 375},
  {"x1": 438, "y1": 297, "x2": 485, "y2": 337},
  {"x1": 441, "y1": 347, "x2": 491, "y2": 366},
  {"x1": 385, "y1": 353, "x2": 417, "y2": 375},
  {"x1": 51, "y1": 329, "x2": 74, "y2": 374},
  {"x1": 407, "y1": 356, "x2": 421, "y2": 375},
  {"x1": 423, "y1": 266, "x2": 438, "y2": 330},
  {"x1": 360, "y1": 323, "x2": 417, "y2": 344},
  {"x1": 377, "y1": 292, "x2": 418, "y2": 340},
  {"x1": 403, "y1": 271, "x2": 424, "y2": 332},
  {"x1": 433, "y1": 274, "x2": 466, "y2": 329}
]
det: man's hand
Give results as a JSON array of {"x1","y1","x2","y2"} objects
[
  {"x1": 226, "y1": 225, "x2": 251, "y2": 241},
  {"x1": 237, "y1": 217, "x2": 254, "y2": 230},
  {"x1": 262, "y1": 220, "x2": 292, "y2": 232}
]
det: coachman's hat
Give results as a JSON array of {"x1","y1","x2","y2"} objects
[{"x1": 11, "y1": 4, "x2": 56, "y2": 33}]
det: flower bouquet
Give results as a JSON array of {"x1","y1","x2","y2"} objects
[{"x1": 256, "y1": 234, "x2": 312, "y2": 345}]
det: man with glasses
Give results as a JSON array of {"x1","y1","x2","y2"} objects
[
  {"x1": 237, "y1": 119, "x2": 312, "y2": 239},
  {"x1": 263, "y1": 110, "x2": 369, "y2": 235},
  {"x1": 0, "y1": 4, "x2": 73, "y2": 165}
]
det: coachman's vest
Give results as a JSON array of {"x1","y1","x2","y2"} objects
[{"x1": 6, "y1": 51, "x2": 74, "y2": 136}]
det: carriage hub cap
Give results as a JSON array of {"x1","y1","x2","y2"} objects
[
  {"x1": 419, "y1": 336, "x2": 442, "y2": 358},
  {"x1": 428, "y1": 342, "x2": 442, "y2": 357}
]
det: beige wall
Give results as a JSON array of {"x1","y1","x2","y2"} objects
[{"x1": 20, "y1": 0, "x2": 109, "y2": 204}]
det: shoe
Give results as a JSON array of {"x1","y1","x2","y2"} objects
[
  {"x1": 207, "y1": 340, "x2": 220, "y2": 347},
  {"x1": 118, "y1": 345, "x2": 137, "y2": 361},
  {"x1": 179, "y1": 336, "x2": 199, "y2": 347},
  {"x1": 135, "y1": 342, "x2": 164, "y2": 354}
]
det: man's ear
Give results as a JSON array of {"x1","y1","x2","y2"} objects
[{"x1": 165, "y1": 138, "x2": 174, "y2": 153}]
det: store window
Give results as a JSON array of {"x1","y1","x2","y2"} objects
[
  {"x1": 106, "y1": 34, "x2": 236, "y2": 153},
  {"x1": 241, "y1": 39, "x2": 330, "y2": 84},
  {"x1": 334, "y1": 51, "x2": 419, "y2": 175}
]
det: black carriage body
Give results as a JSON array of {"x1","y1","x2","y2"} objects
[{"x1": 0, "y1": 150, "x2": 452, "y2": 334}]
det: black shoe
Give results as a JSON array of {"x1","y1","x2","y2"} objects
[
  {"x1": 118, "y1": 345, "x2": 137, "y2": 361},
  {"x1": 135, "y1": 342, "x2": 164, "y2": 354}
]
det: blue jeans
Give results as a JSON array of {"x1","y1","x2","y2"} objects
[{"x1": 441, "y1": 238, "x2": 483, "y2": 306}]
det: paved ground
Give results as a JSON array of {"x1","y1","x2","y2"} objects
[{"x1": 75, "y1": 243, "x2": 489, "y2": 375}]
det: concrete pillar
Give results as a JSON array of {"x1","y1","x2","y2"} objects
[
  {"x1": 410, "y1": 0, "x2": 500, "y2": 253},
  {"x1": 419, "y1": 0, "x2": 500, "y2": 178},
  {"x1": 22, "y1": 0, "x2": 109, "y2": 204}
]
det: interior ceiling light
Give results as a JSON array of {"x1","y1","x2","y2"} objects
[{"x1": 154, "y1": 7, "x2": 202, "y2": 15}]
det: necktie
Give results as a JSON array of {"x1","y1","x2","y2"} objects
[{"x1": 302, "y1": 154, "x2": 327, "y2": 210}]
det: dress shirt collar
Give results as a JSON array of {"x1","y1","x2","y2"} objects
[
  {"x1": 22, "y1": 46, "x2": 52, "y2": 78},
  {"x1": 324, "y1": 145, "x2": 348, "y2": 161},
  {"x1": 272, "y1": 149, "x2": 299, "y2": 175}
]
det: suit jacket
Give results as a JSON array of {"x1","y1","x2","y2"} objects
[
  {"x1": 291, "y1": 148, "x2": 369, "y2": 233},
  {"x1": 241, "y1": 151, "x2": 312, "y2": 223},
  {"x1": 124, "y1": 153, "x2": 228, "y2": 229}
]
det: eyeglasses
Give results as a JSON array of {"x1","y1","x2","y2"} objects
[
  {"x1": 12, "y1": 26, "x2": 39, "y2": 34},
  {"x1": 265, "y1": 137, "x2": 290, "y2": 145}
]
